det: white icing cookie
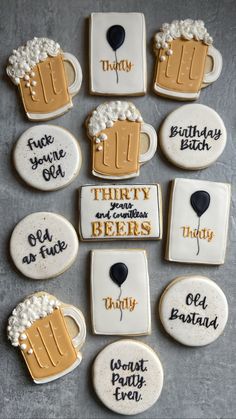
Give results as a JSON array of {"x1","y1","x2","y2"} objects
[
  {"x1": 86, "y1": 101, "x2": 157, "y2": 180},
  {"x1": 159, "y1": 104, "x2": 227, "y2": 169},
  {"x1": 166, "y1": 178, "x2": 231, "y2": 265},
  {"x1": 14, "y1": 125, "x2": 82, "y2": 191},
  {"x1": 90, "y1": 13, "x2": 146, "y2": 95},
  {"x1": 91, "y1": 250, "x2": 151, "y2": 335},
  {"x1": 153, "y1": 19, "x2": 222, "y2": 100},
  {"x1": 93, "y1": 339, "x2": 164, "y2": 415},
  {"x1": 79, "y1": 184, "x2": 162, "y2": 241},
  {"x1": 6, "y1": 37, "x2": 82, "y2": 121},
  {"x1": 10, "y1": 212, "x2": 79, "y2": 279},
  {"x1": 159, "y1": 276, "x2": 228, "y2": 346},
  {"x1": 7, "y1": 292, "x2": 86, "y2": 383}
]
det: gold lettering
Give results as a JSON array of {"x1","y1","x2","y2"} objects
[
  {"x1": 100, "y1": 59, "x2": 134, "y2": 73},
  {"x1": 102, "y1": 188, "x2": 115, "y2": 200},
  {"x1": 90, "y1": 187, "x2": 152, "y2": 201},
  {"x1": 207, "y1": 230, "x2": 214, "y2": 242},
  {"x1": 181, "y1": 226, "x2": 215, "y2": 242},
  {"x1": 141, "y1": 222, "x2": 151, "y2": 235},
  {"x1": 127, "y1": 221, "x2": 138, "y2": 236},
  {"x1": 120, "y1": 188, "x2": 131, "y2": 200},
  {"x1": 104, "y1": 221, "x2": 114, "y2": 236},
  {"x1": 142, "y1": 187, "x2": 151, "y2": 200},
  {"x1": 116, "y1": 221, "x2": 126, "y2": 236},
  {"x1": 91, "y1": 188, "x2": 101, "y2": 200},
  {"x1": 92, "y1": 222, "x2": 103, "y2": 237},
  {"x1": 130, "y1": 187, "x2": 141, "y2": 200},
  {"x1": 102, "y1": 297, "x2": 138, "y2": 312}
]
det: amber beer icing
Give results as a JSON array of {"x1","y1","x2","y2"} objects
[
  {"x1": 153, "y1": 20, "x2": 216, "y2": 97},
  {"x1": 87, "y1": 101, "x2": 143, "y2": 177},
  {"x1": 6, "y1": 37, "x2": 72, "y2": 117},
  {"x1": 7, "y1": 294, "x2": 77, "y2": 380}
]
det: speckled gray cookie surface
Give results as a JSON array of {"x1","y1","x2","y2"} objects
[{"x1": 0, "y1": 1, "x2": 236, "y2": 419}]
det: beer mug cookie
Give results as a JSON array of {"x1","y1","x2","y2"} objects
[
  {"x1": 153, "y1": 19, "x2": 222, "y2": 100},
  {"x1": 6, "y1": 37, "x2": 82, "y2": 120},
  {"x1": 7, "y1": 292, "x2": 86, "y2": 384},
  {"x1": 86, "y1": 101, "x2": 157, "y2": 179}
]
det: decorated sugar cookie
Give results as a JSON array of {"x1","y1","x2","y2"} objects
[
  {"x1": 7, "y1": 292, "x2": 86, "y2": 384},
  {"x1": 159, "y1": 104, "x2": 227, "y2": 170},
  {"x1": 90, "y1": 13, "x2": 146, "y2": 95},
  {"x1": 91, "y1": 250, "x2": 151, "y2": 335},
  {"x1": 166, "y1": 178, "x2": 231, "y2": 264},
  {"x1": 159, "y1": 276, "x2": 228, "y2": 346},
  {"x1": 79, "y1": 184, "x2": 162, "y2": 241},
  {"x1": 10, "y1": 212, "x2": 79, "y2": 279},
  {"x1": 86, "y1": 101, "x2": 157, "y2": 179},
  {"x1": 93, "y1": 339, "x2": 164, "y2": 415},
  {"x1": 153, "y1": 19, "x2": 222, "y2": 100},
  {"x1": 6, "y1": 37, "x2": 82, "y2": 120},
  {"x1": 14, "y1": 125, "x2": 82, "y2": 191}
]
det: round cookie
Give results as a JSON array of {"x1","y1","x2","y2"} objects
[
  {"x1": 159, "y1": 275, "x2": 228, "y2": 346},
  {"x1": 93, "y1": 339, "x2": 164, "y2": 415},
  {"x1": 159, "y1": 104, "x2": 227, "y2": 170},
  {"x1": 14, "y1": 125, "x2": 82, "y2": 191},
  {"x1": 10, "y1": 212, "x2": 79, "y2": 280}
]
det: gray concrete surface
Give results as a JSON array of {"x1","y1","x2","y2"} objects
[{"x1": 0, "y1": 1, "x2": 235, "y2": 418}]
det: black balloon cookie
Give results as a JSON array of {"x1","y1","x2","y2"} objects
[
  {"x1": 153, "y1": 19, "x2": 222, "y2": 100},
  {"x1": 166, "y1": 178, "x2": 231, "y2": 265},
  {"x1": 90, "y1": 13, "x2": 147, "y2": 95},
  {"x1": 6, "y1": 37, "x2": 82, "y2": 120},
  {"x1": 91, "y1": 249, "x2": 151, "y2": 335},
  {"x1": 7, "y1": 292, "x2": 86, "y2": 383}
]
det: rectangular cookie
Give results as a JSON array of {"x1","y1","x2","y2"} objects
[
  {"x1": 79, "y1": 184, "x2": 162, "y2": 241},
  {"x1": 91, "y1": 249, "x2": 151, "y2": 335},
  {"x1": 166, "y1": 178, "x2": 231, "y2": 264},
  {"x1": 89, "y1": 13, "x2": 146, "y2": 95}
]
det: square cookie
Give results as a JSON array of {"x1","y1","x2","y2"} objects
[
  {"x1": 79, "y1": 184, "x2": 162, "y2": 241},
  {"x1": 91, "y1": 250, "x2": 151, "y2": 335},
  {"x1": 166, "y1": 178, "x2": 231, "y2": 265},
  {"x1": 90, "y1": 13, "x2": 146, "y2": 95}
]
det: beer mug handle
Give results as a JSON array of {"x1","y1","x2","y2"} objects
[
  {"x1": 63, "y1": 52, "x2": 83, "y2": 96},
  {"x1": 203, "y1": 46, "x2": 223, "y2": 84},
  {"x1": 139, "y1": 123, "x2": 157, "y2": 164},
  {"x1": 62, "y1": 306, "x2": 86, "y2": 350}
]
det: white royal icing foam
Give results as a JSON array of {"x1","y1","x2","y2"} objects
[
  {"x1": 154, "y1": 19, "x2": 213, "y2": 50},
  {"x1": 87, "y1": 101, "x2": 143, "y2": 138},
  {"x1": 6, "y1": 37, "x2": 61, "y2": 85},
  {"x1": 7, "y1": 294, "x2": 60, "y2": 347}
]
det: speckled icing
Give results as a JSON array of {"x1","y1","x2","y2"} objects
[
  {"x1": 154, "y1": 19, "x2": 213, "y2": 50},
  {"x1": 6, "y1": 37, "x2": 61, "y2": 85},
  {"x1": 87, "y1": 101, "x2": 143, "y2": 138},
  {"x1": 7, "y1": 294, "x2": 60, "y2": 346}
]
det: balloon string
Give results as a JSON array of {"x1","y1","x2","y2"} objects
[
  {"x1": 118, "y1": 287, "x2": 123, "y2": 321},
  {"x1": 115, "y1": 50, "x2": 119, "y2": 84},
  {"x1": 196, "y1": 216, "x2": 200, "y2": 256}
]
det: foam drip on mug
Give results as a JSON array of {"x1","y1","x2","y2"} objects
[
  {"x1": 7, "y1": 294, "x2": 60, "y2": 346},
  {"x1": 154, "y1": 19, "x2": 213, "y2": 51},
  {"x1": 87, "y1": 101, "x2": 143, "y2": 138},
  {"x1": 6, "y1": 37, "x2": 61, "y2": 85}
]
